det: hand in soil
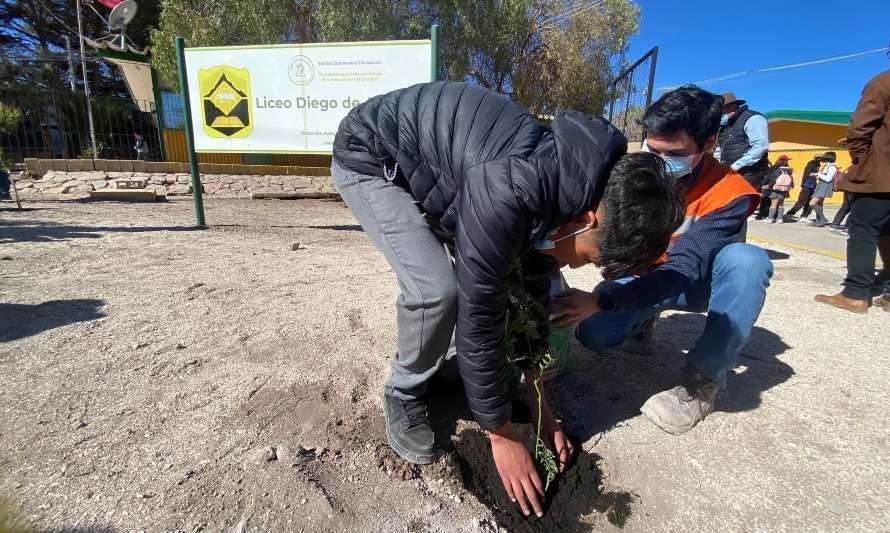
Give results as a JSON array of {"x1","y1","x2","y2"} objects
[
  {"x1": 489, "y1": 421, "x2": 545, "y2": 517},
  {"x1": 535, "y1": 392, "x2": 575, "y2": 473}
]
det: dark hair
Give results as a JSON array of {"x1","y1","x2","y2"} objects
[
  {"x1": 641, "y1": 85, "x2": 723, "y2": 149},
  {"x1": 591, "y1": 152, "x2": 685, "y2": 279},
  {"x1": 821, "y1": 151, "x2": 837, "y2": 163}
]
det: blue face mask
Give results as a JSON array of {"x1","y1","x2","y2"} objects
[
  {"x1": 533, "y1": 224, "x2": 593, "y2": 250},
  {"x1": 720, "y1": 114, "x2": 730, "y2": 126},
  {"x1": 642, "y1": 141, "x2": 699, "y2": 179}
]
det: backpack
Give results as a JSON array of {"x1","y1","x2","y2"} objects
[{"x1": 773, "y1": 171, "x2": 793, "y2": 192}]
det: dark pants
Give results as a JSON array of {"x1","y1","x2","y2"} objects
[
  {"x1": 756, "y1": 193, "x2": 771, "y2": 219},
  {"x1": 786, "y1": 187, "x2": 814, "y2": 217},
  {"x1": 0, "y1": 170, "x2": 10, "y2": 197},
  {"x1": 842, "y1": 193, "x2": 890, "y2": 301},
  {"x1": 739, "y1": 165, "x2": 770, "y2": 220},
  {"x1": 832, "y1": 193, "x2": 852, "y2": 226}
]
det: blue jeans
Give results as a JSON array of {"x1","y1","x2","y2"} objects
[{"x1": 575, "y1": 243, "x2": 773, "y2": 387}]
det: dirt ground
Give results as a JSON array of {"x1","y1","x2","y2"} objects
[{"x1": 1, "y1": 198, "x2": 888, "y2": 532}]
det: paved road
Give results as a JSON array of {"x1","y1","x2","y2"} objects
[
  {"x1": 746, "y1": 206, "x2": 886, "y2": 270},
  {"x1": 747, "y1": 206, "x2": 850, "y2": 260}
]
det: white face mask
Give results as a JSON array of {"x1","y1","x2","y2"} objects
[
  {"x1": 642, "y1": 141, "x2": 700, "y2": 179},
  {"x1": 533, "y1": 224, "x2": 593, "y2": 250}
]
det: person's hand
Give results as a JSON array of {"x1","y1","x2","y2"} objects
[
  {"x1": 550, "y1": 288, "x2": 599, "y2": 328},
  {"x1": 489, "y1": 421, "x2": 545, "y2": 517},
  {"x1": 524, "y1": 379, "x2": 574, "y2": 473}
]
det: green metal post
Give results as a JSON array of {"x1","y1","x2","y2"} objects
[
  {"x1": 430, "y1": 24, "x2": 439, "y2": 81},
  {"x1": 151, "y1": 67, "x2": 167, "y2": 161},
  {"x1": 174, "y1": 36, "x2": 206, "y2": 227}
]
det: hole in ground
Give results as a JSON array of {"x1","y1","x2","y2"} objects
[{"x1": 449, "y1": 425, "x2": 635, "y2": 532}]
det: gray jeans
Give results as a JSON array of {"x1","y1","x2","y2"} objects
[{"x1": 331, "y1": 161, "x2": 457, "y2": 400}]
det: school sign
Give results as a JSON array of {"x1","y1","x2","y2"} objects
[{"x1": 183, "y1": 40, "x2": 433, "y2": 154}]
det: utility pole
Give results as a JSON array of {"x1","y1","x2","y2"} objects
[
  {"x1": 64, "y1": 36, "x2": 76, "y2": 92},
  {"x1": 75, "y1": 0, "x2": 98, "y2": 159}
]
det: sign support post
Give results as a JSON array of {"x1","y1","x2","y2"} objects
[
  {"x1": 175, "y1": 36, "x2": 206, "y2": 227},
  {"x1": 431, "y1": 24, "x2": 439, "y2": 81}
]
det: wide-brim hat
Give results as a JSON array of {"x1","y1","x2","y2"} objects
[{"x1": 721, "y1": 92, "x2": 747, "y2": 107}]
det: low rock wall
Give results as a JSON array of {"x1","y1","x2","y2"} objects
[{"x1": 13, "y1": 171, "x2": 336, "y2": 198}]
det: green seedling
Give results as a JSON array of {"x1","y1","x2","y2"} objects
[{"x1": 505, "y1": 262, "x2": 560, "y2": 492}]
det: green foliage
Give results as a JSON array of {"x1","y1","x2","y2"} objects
[
  {"x1": 505, "y1": 262, "x2": 559, "y2": 491},
  {"x1": 0, "y1": 0, "x2": 160, "y2": 94},
  {"x1": 150, "y1": 0, "x2": 639, "y2": 115},
  {"x1": 514, "y1": 0, "x2": 639, "y2": 116},
  {"x1": 0, "y1": 102, "x2": 21, "y2": 170},
  {"x1": 80, "y1": 140, "x2": 106, "y2": 159},
  {"x1": 0, "y1": 101, "x2": 22, "y2": 134},
  {"x1": 150, "y1": 0, "x2": 310, "y2": 86}
]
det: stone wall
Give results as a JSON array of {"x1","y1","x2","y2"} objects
[{"x1": 13, "y1": 170, "x2": 337, "y2": 199}]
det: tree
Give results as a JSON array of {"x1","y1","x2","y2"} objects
[
  {"x1": 0, "y1": 0, "x2": 161, "y2": 94},
  {"x1": 151, "y1": 0, "x2": 639, "y2": 116},
  {"x1": 0, "y1": 101, "x2": 22, "y2": 169},
  {"x1": 150, "y1": 0, "x2": 317, "y2": 87},
  {"x1": 521, "y1": 0, "x2": 638, "y2": 116}
]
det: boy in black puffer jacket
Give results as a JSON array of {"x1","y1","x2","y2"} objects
[{"x1": 332, "y1": 81, "x2": 683, "y2": 517}]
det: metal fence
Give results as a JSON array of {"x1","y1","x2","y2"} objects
[
  {"x1": 0, "y1": 89, "x2": 163, "y2": 162},
  {"x1": 606, "y1": 46, "x2": 658, "y2": 144}
]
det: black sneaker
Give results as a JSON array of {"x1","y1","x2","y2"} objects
[{"x1": 383, "y1": 392, "x2": 441, "y2": 464}]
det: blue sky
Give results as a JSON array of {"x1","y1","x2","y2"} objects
[{"x1": 627, "y1": 0, "x2": 890, "y2": 113}]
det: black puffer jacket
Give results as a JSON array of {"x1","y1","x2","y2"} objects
[{"x1": 334, "y1": 81, "x2": 626, "y2": 430}]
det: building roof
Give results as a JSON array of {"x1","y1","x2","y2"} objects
[{"x1": 764, "y1": 110, "x2": 852, "y2": 126}]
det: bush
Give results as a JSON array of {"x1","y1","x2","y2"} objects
[{"x1": 0, "y1": 102, "x2": 22, "y2": 134}]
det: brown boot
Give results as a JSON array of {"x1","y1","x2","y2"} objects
[
  {"x1": 814, "y1": 292, "x2": 869, "y2": 314},
  {"x1": 874, "y1": 295, "x2": 890, "y2": 312}
]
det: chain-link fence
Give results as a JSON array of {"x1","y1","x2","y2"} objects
[
  {"x1": 0, "y1": 89, "x2": 163, "y2": 162},
  {"x1": 606, "y1": 46, "x2": 658, "y2": 144}
]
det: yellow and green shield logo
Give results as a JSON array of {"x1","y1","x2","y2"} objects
[{"x1": 198, "y1": 66, "x2": 253, "y2": 138}]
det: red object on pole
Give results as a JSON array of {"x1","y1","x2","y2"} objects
[{"x1": 95, "y1": 0, "x2": 123, "y2": 8}]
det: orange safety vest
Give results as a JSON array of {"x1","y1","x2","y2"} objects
[{"x1": 656, "y1": 154, "x2": 759, "y2": 264}]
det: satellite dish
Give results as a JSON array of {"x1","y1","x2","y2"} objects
[{"x1": 108, "y1": 0, "x2": 137, "y2": 31}]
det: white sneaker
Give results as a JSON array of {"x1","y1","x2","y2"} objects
[{"x1": 778, "y1": 219, "x2": 785, "y2": 224}]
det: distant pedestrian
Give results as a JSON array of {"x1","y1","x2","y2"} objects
[
  {"x1": 816, "y1": 69, "x2": 890, "y2": 313},
  {"x1": 809, "y1": 151, "x2": 838, "y2": 227},
  {"x1": 766, "y1": 164, "x2": 794, "y2": 223},
  {"x1": 134, "y1": 133, "x2": 147, "y2": 161},
  {"x1": 785, "y1": 154, "x2": 821, "y2": 220},
  {"x1": 716, "y1": 93, "x2": 771, "y2": 209},
  {"x1": 0, "y1": 168, "x2": 10, "y2": 200},
  {"x1": 759, "y1": 155, "x2": 790, "y2": 221}
]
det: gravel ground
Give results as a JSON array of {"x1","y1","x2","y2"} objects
[{"x1": 1, "y1": 198, "x2": 888, "y2": 532}]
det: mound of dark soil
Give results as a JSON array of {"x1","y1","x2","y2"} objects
[{"x1": 449, "y1": 426, "x2": 635, "y2": 532}]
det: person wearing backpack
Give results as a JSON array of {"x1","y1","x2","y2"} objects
[
  {"x1": 767, "y1": 162, "x2": 794, "y2": 223},
  {"x1": 809, "y1": 151, "x2": 839, "y2": 226}
]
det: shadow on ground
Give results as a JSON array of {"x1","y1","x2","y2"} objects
[
  {"x1": 764, "y1": 248, "x2": 791, "y2": 261},
  {"x1": 552, "y1": 312, "x2": 793, "y2": 442},
  {"x1": 304, "y1": 224, "x2": 363, "y2": 232},
  {"x1": 0, "y1": 220, "x2": 202, "y2": 243},
  {"x1": 0, "y1": 299, "x2": 106, "y2": 341}
]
